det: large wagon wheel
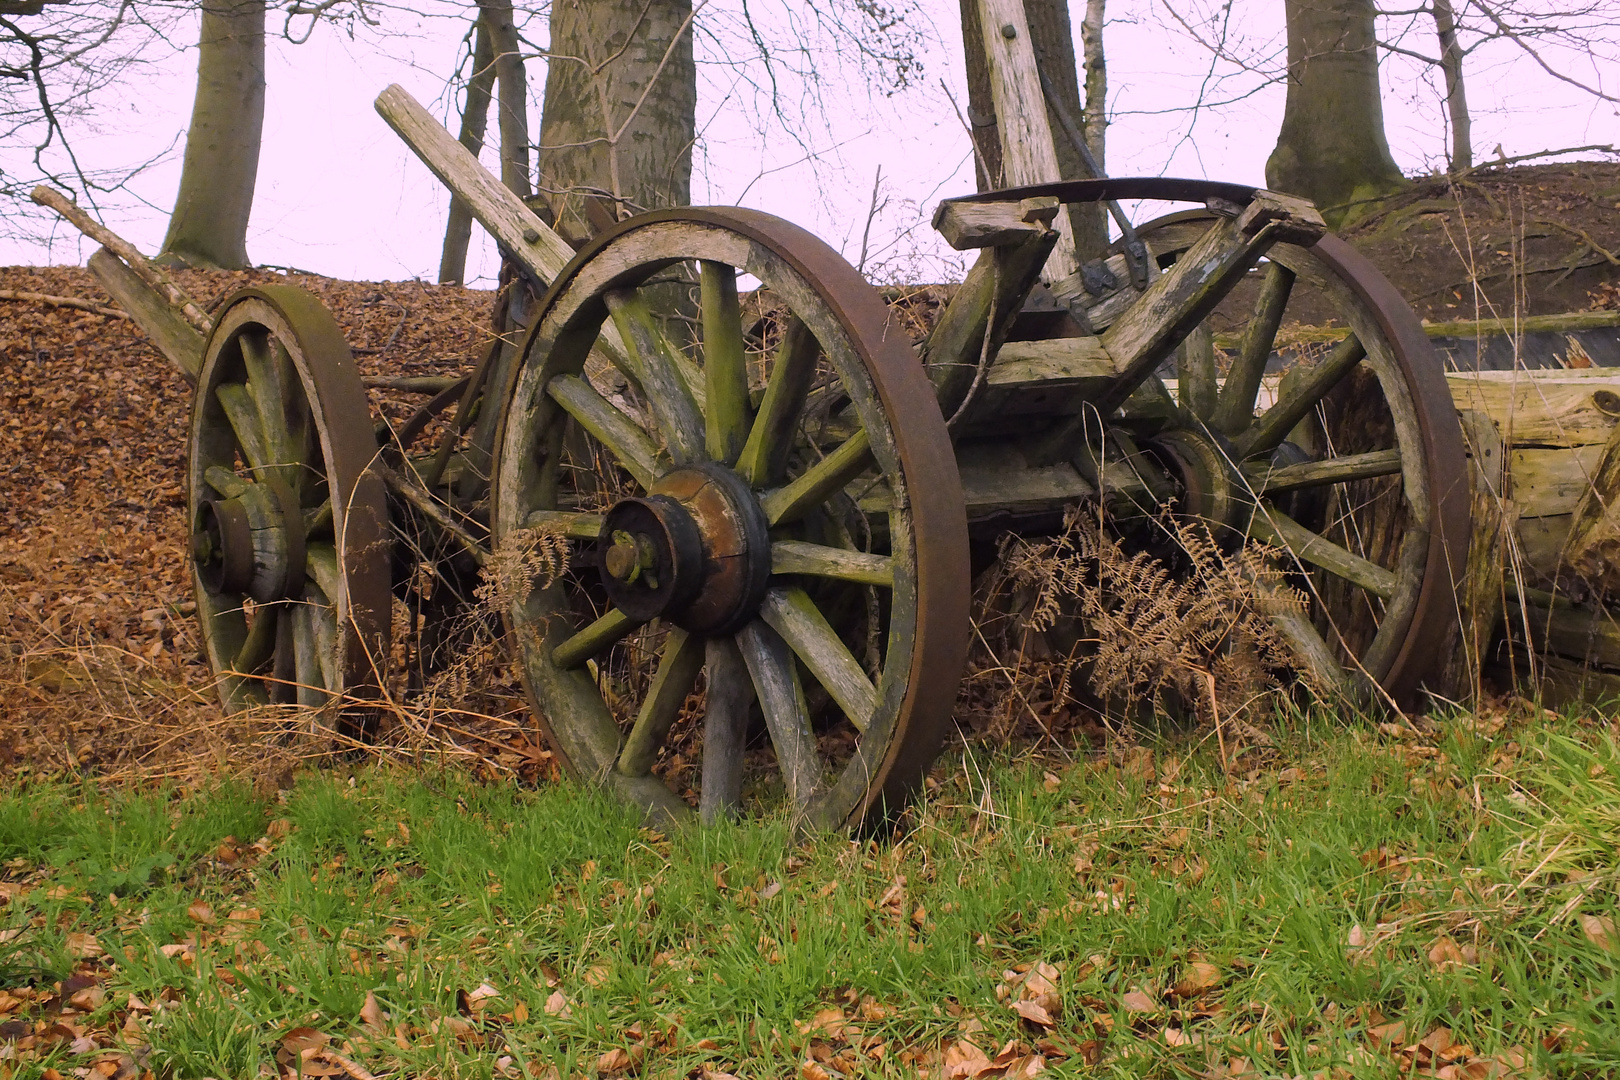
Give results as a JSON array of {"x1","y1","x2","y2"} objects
[
  {"x1": 188, "y1": 286, "x2": 390, "y2": 725},
  {"x1": 1081, "y1": 198, "x2": 1469, "y2": 705},
  {"x1": 492, "y1": 208, "x2": 970, "y2": 829}
]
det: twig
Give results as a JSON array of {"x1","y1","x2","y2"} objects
[
  {"x1": 29, "y1": 186, "x2": 214, "y2": 335},
  {"x1": 0, "y1": 288, "x2": 126, "y2": 319},
  {"x1": 856, "y1": 165, "x2": 882, "y2": 275},
  {"x1": 1452, "y1": 143, "x2": 1617, "y2": 179}
]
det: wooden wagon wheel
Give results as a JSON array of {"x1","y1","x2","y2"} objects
[
  {"x1": 188, "y1": 286, "x2": 390, "y2": 724},
  {"x1": 492, "y1": 208, "x2": 970, "y2": 829},
  {"x1": 1087, "y1": 202, "x2": 1469, "y2": 705}
]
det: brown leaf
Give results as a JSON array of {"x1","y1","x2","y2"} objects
[
  {"x1": 943, "y1": 1039, "x2": 994, "y2": 1079},
  {"x1": 1012, "y1": 999, "x2": 1056, "y2": 1028},
  {"x1": 67, "y1": 984, "x2": 105, "y2": 1011},
  {"x1": 281, "y1": 1027, "x2": 330, "y2": 1055},
  {"x1": 1172, "y1": 961, "x2": 1221, "y2": 998},
  {"x1": 186, "y1": 900, "x2": 215, "y2": 925},
  {"x1": 1580, "y1": 913, "x2": 1615, "y2": 951},
  {"x1": 702, "y1": 1069, "x2": 744, "y2": 1080},
  {"x1": 1346, "y1": 924, "x2": 1367, "y2": 948},
  {"x1": 543, "y1": 989, "x2": 571, "y2": 1019},
  {"x1": 800, "y1": 1060, "x2": 832, "y2": 1080},
  {"x1": 1121, "y1": 990, "x2": 1157, "y2": 1014},
  {"x1": 359, "y1": 992, "x2": 387, "y2": 1034},
  {"x1": 597, "y1": 1048, "x2": 632, "y2": 1074},
  {"x1": 582, "y1": 964, "x2": 610, "y2": 987},
  {"x1": 64, "y1": 932, "x2": 103, "y2": 959},
  {"x1": 1428, "y1": 937, "x2": 1467, "y2": 970},
  {"x1": 1042, "y1": 771, "x2": 1062, "y2": 793}
]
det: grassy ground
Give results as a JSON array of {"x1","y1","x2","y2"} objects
[{"x1": 2, "y1": 706, "x2": 1618, "y2": 1079}]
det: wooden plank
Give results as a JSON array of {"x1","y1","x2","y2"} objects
[
  {"x1": 1560, "y1": 397, "x2": 1620, "y2": 595},
  {"x1": 1509, "y1": 444, "x2": 1605, "y2": 518},
  {"x1": 988, "y1": 337, "x2": 1114, "y2": 384},
  {"x1": 1445, "y1": 369, "x2": 1620, "y2": 448},
  {"x1": 931, "y1": 198, "x2": 1059, "y2": 250},
  {"x1": 960, "y1": 459, "x2": 1094, "y2": 519},
  {"x1": 974, "y1": 0, "x2": 1078, "y2": 281},
  {"x1": 522, "y1": 510, "x2": 603, "y2": 540},
  {"x1": 376, "y1": 84, "x2": 574, "y2": 284},
  {"x1": 88, "y1": 248, "x2": 206, "y2": 384}
]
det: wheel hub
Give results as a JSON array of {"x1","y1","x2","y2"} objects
[
  {"x1": 192, "y1": 480, "x2": 306, "y2": 603},
  {"x1": 1147, "y1": 428, "x2": 1243, "y2": 526},
  {"x1": 597, "y1": 463, "x2": 770, "y2": 634}
]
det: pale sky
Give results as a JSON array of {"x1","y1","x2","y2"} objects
[{"x1": 5, "y1": 0, "x2": 1615, "y2": 285}]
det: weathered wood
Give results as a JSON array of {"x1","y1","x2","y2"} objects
[
  {"x1": 1214, "y1": 309, "x2": 1620, "y2": 351},
  {"x1": 32, "y1": 187, "x2": 214, "y2": 336},
  {"x1": 931, "y1": 197, "x2": 1060, "y2": 250},
  {"x1": 362, "y1": 375, "x2": 462, "y2": 394},
  {"x1": 1051, "y1": 251, "x2": 1139, "y2": 332},
  {"x1": 736, "y1": 619, "x2": 821, "y2": 811},
  {"x1": 1236, "y1": 333, "x2": 1367, "y2": 459},
  {"x1": 376, "y1": 84, "x2": 574, "y2": 284},
  {"x1": 1246, "y1": 505, "x2": 1399, "y2": 599},
  {"x1": 618, "y1": 628, "x2": 702, "y2": 777},
  {"x1": 1242, "y1": 448, "x2": 1402, "y2": 494},
  {"x1": 1510, "y1": 444, "x2": 1606, "y2": 518},
  {"x1": 552, "y1": 607, "x2": 639, "y2": 670},
  {"x1": 522, "y1": 510, "x2": 603, "y2": 540},
  {"x1": 604, "y1": 288, "x2": 706, "y2": 464},
  {"x1": 1439, "y1": 411, "x2": 1512, "y2": 700},
  {"x1": 700, "y1": 635, "x2": 753, "y2": 824},
  {"x1": 1212, "y1": 261, "x2": 1294, "y2": 434},
  {"x1": 770, "y1": 540, "x2": 893, "y2": 587},
  {"x1": 736, "y1": 317, "x2": 819, "y2": 487},
  {"x1": 1445, "y1": 369, "x2": 1620, "y2": 448},
  {"x1": 957, "y1": 441, "x2": 1094, "y2": 519},
  {"x1": 760, "y1": 430, "x2": 873, "y2": 526},
  {"x1": 1176, "y1": 323, "x2": 1218, "y2": 422},
  {"x1": 924, "y1": 228, "x2": 1058, "y2": 416},
  {"x1": 759, "y1": 586, "x2": 878, "y2": 733},
  {"x1": 88, "y1": 249, "x2": 206, "y2": 384},
  {"x1": 1560, "y1": 402, "x2": 1620, "y2": 596},
  {"x1": 974, "y1": 0, "x2": 1078, "y2": 280},
  {"x1": 546, "y1": 374, "x2": 663, "y2": 489},
  {"x1": 700, "y1": 261, "x2": 752, "y2": 465},
  {"x1": 0, "y1": 287, "x2": 125, "y2": 319}
]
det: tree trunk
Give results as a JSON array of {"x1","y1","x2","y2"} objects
[
  {"x1": 536, "y1": 0, "x2": 697, "y2": 240},
  {"x1": 159, "y1": 0, "x2": 266, "y2": 270},
  {"x1": 439, "y1": 18, "x2": 497, "y2": 284},
  {"x1": 961, "y1": 0, "x2": 1103, "y2": 261},
  {"x1": 1265, "y1": 0, "x2": 1405, "y2": 227},
  {"x1": 1431, "y1": 0, "x2": 1471, "y2": 171},
  {"x1": 478, "y1": 0, "x2": 531, "y2": 199},
  {"x1": 1081, "y1": 0, "x2": 1105, "y2": 167}
]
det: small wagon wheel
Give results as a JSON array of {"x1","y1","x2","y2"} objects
[
  {"x1": 188, "y1": 286, "x2": 390, "y2": 725},
  {"x1": 492, "y1": 208, "x2": 970, "y2": 829},
  {"x1": 1083, "y1": 200, "x2": 1469, "y2": 705}
]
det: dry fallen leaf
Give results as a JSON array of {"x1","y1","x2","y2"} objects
[
  {"x1": 64, "y1": 932, "x2": 103, "y2": 959},
  {"x1": 943, "y1": 1039, "x2": 994, "y2": 1079},
  {"x1": 1580, "y1": 913, "x2": 1615, "y2": 951},
  {"x1": 1367, "y1": 1021, "x2": 1407, "y2": 1048},
  {"x1": 280, "y1": 1026, "x2": 330, "y2": 1056},
  {"x1": 1121, "y1": 990, "x2": 1157, "y2": 1014},
  {"x1": 800, "y1": 1060, "x2": 833, "y2": 1080},
  {"x1": 543, "y1": 989, "x2": 571, "y2": 1019},
  {"x1": 1428, "y1": 937, "x2": 1467, "y2": 970},
  {"x1": 1012, "y1": 999, "x2": 1056, "y2": 1028},
  {"x1": 1347, "y1": 924, "x2": 1367, "y2": 948},
  {"x1": 359, "y1": 992, "x2": 387, "y2": 1034},
  {"x1": 1172, "y1": 961, "x2": 1221, "y2": 998},
  {"x1": 185, "y1": 900, "x2": 215, "y2": 925},
  {"x1": 597, "y1": 1048, "x2": 632, "y2": 1074}
]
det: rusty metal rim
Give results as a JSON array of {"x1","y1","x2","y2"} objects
[
  {"x1": 188, "y1": 285, "x2": 391, "y2": 716},
  {"x1": 1125, "y1": 202, "x2": 1468, "y2": 706},
  {"x1": 502, "y1": 207, "x2": 971, "y2": 830},
  {"x1": 940, "y1": 176, "x2": 1264, "y2": 210}
]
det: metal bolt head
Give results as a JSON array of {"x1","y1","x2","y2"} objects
[
  {"x1": 1000, "y1": 22, "x2": 1017, "y2": 38},
  {"x1": 522, "y1": 227, "x2": 542, "y2": 244},
  {"x1": 604, "y1": 530, "x2": 641, "y2": 583}
]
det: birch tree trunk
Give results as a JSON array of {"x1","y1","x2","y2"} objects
[
  {"x1": 1265, "y1": 0, "x2": 1405, "y2": 226},
  {"x1": 536, "y1": 0, "x2": 697, "y2": 240},
  {"x1": 159, "y1": 0, "x2": 266, "y2": 269}
]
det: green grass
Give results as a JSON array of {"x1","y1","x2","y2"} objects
[{"x1": 2, "y1": 710, "x2": 1619, "y2": 1078}]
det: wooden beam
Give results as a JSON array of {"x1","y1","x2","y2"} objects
[
  {"x1": 88, "y1": 248, "x2": 206, "y2": 385},
  {"x1": 974, "y1": 0, "x2": 1078, "y2": 281}
]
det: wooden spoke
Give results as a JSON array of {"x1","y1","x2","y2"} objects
[
  {"x1": 310, "y1": 601, "x2": 339, "y2": 692},
  {"x1": 303, "y1": 498, "x2": 333, "y2": 538},
  {"x1": 700, "y1": 261, "x2": 752, "y2": 465},
  {"x1": 759, "y1": 429, "x2": 874, "y2": 526},
  {"x1": 617, "y1": 628, "x2": 703, "y2": 777},
  {"x1": 292, "y1": 603, "x2": 325, "y2": 707},
  {"x1": 1212, "y1": 261, "x2": 1295, "y2": 435},
  {"x1": 758, "y1": 586, "x2": 877, "y2": 733},
  {"x1": 604, "y1": 288, "x2": 706, "y2": 463},
  {"x1": 1176, "y1": 323, "x2": 1217, "y2": 422},
  {"x1": 736, "y1": 317, "x2": 819, "y2": 487},
  {"x1": 523, "y1": 510, "x2": 603, "y2": 540},
  {"x1": 305, "y1": 543, "x2": 339, "y2": 604},
  {"x1": 552, "y1": 607, "x2": 640, "y2": 670},
  {"x1": 272, "y1": 609, "x2": 297, "y2": 704},
  {"x1": 770, "y1": 540, "x2": 893, "y2": 587},
  {"x1": 1246, "y1": 505, "x2": 1398, "y2": 599},
  {"x1": 232, "y1": 604, "x2": 279, "y2": 675},
  {"x1": 1243, "y1": 449, "x2": 1403, "y2": 495},
  {"x1": 546, "y1": 374, "x2": 662, "y2": 488},
  {"x1": 699, "y1": 636, "x2": 754, "y2": 825},
  {"x1": 1246, "y1": 568, "x2": 1355, "y2": 701},
  {"x1": 1235, "y1": 334, "x2": 1366, "y2": 459},
  {"x1": 216, "y1": 383, "x2": 271, "y2": 472},
  {"x1": 736, "y1": 619, "x2": 821, "y2": 812},
  {"x1": 204, "y1": 465, "x2": 250, "y2": 498}
]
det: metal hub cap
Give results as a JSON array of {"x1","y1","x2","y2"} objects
[
  {"x1": 597, "y1": 462, "x2": 770, "y2": 635},
  {"x1": 1148, "y1": 428, "x2": 1242, "y2": 527},
  {"x1": 192, "y1": 480, "x2": 306, "y2": 604}
]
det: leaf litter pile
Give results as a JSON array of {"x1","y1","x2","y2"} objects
[
  {"x1": 3, "y1": 267, "x2": 1620, "y2": 1077},
  {"x1": 1, "y1": 702, "x2": 1618, "y2": 1077},
  {"x1": 0, "y1": 265, "x2": 550, "y2": 784}
]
